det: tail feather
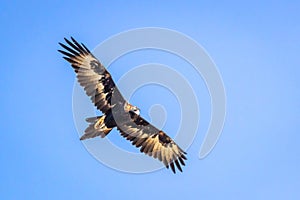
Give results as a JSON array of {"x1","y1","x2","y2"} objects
[
  {"x1": 85, "y1": 116, "x2": 101, "y2": 123},
  {"x1": 80, "y1": 115, "x2": 113, "y2": 140}
]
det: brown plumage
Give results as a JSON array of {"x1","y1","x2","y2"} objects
[{"x1": 58, "y1": 37, "x2": 187, "y2": 173}]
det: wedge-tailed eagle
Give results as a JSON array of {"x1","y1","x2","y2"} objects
[{"x1": 58, "y1": 37, "x2": 187, "y2": 173}]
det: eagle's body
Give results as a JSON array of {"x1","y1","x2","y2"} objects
[{"x1": 59, "y1": 37, "x2": 187, "y2": 173}]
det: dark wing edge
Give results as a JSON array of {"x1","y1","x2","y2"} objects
[
  {"x1": 117, "y1": 114, "x2": 187, "y2": 174},
  {"x1": 58, "y1": 37, "x2": 126, "y2": 113}
]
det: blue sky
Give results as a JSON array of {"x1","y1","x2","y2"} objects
[{"x1": 1, "y1": 1, "x2": 299, "y2": 199}]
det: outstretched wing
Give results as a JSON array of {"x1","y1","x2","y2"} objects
[
  {"x1": 58, "y1": 37, "x2": 126, "y2": 113},
  {"x1": 117, "y1": 113, "x2": 187, "y2": 173}
]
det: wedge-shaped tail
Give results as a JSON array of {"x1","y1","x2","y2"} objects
[{"x1": 80, "y1": 115, "x2": 113, "y2": 140}]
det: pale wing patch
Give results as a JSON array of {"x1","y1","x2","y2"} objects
[
  {"x1": 59, "y1": 37, "x2": 126, "y2": 113},
  {"x1": 117, "y1": 122, "x2": 187, "y2": 173}
]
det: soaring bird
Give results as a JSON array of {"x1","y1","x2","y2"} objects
[{"x1": 58, "y1": 37, "x2": 187, "y2": 173}]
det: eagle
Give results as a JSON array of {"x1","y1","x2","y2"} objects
[{"x1": 58, "y1": 37, "x2": 187, "y2": 173}]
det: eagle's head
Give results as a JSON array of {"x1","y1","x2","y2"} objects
[
  {"x1": 130, "y1": 105, "x2": 140, "y2": 116},
  {"x1": 126, "y1": 103, "x2": 140, "y2": 116}
]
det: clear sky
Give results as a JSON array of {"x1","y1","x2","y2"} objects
[{"x1": 1, "y1": 1, "x2": 299, "y2": 199}]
